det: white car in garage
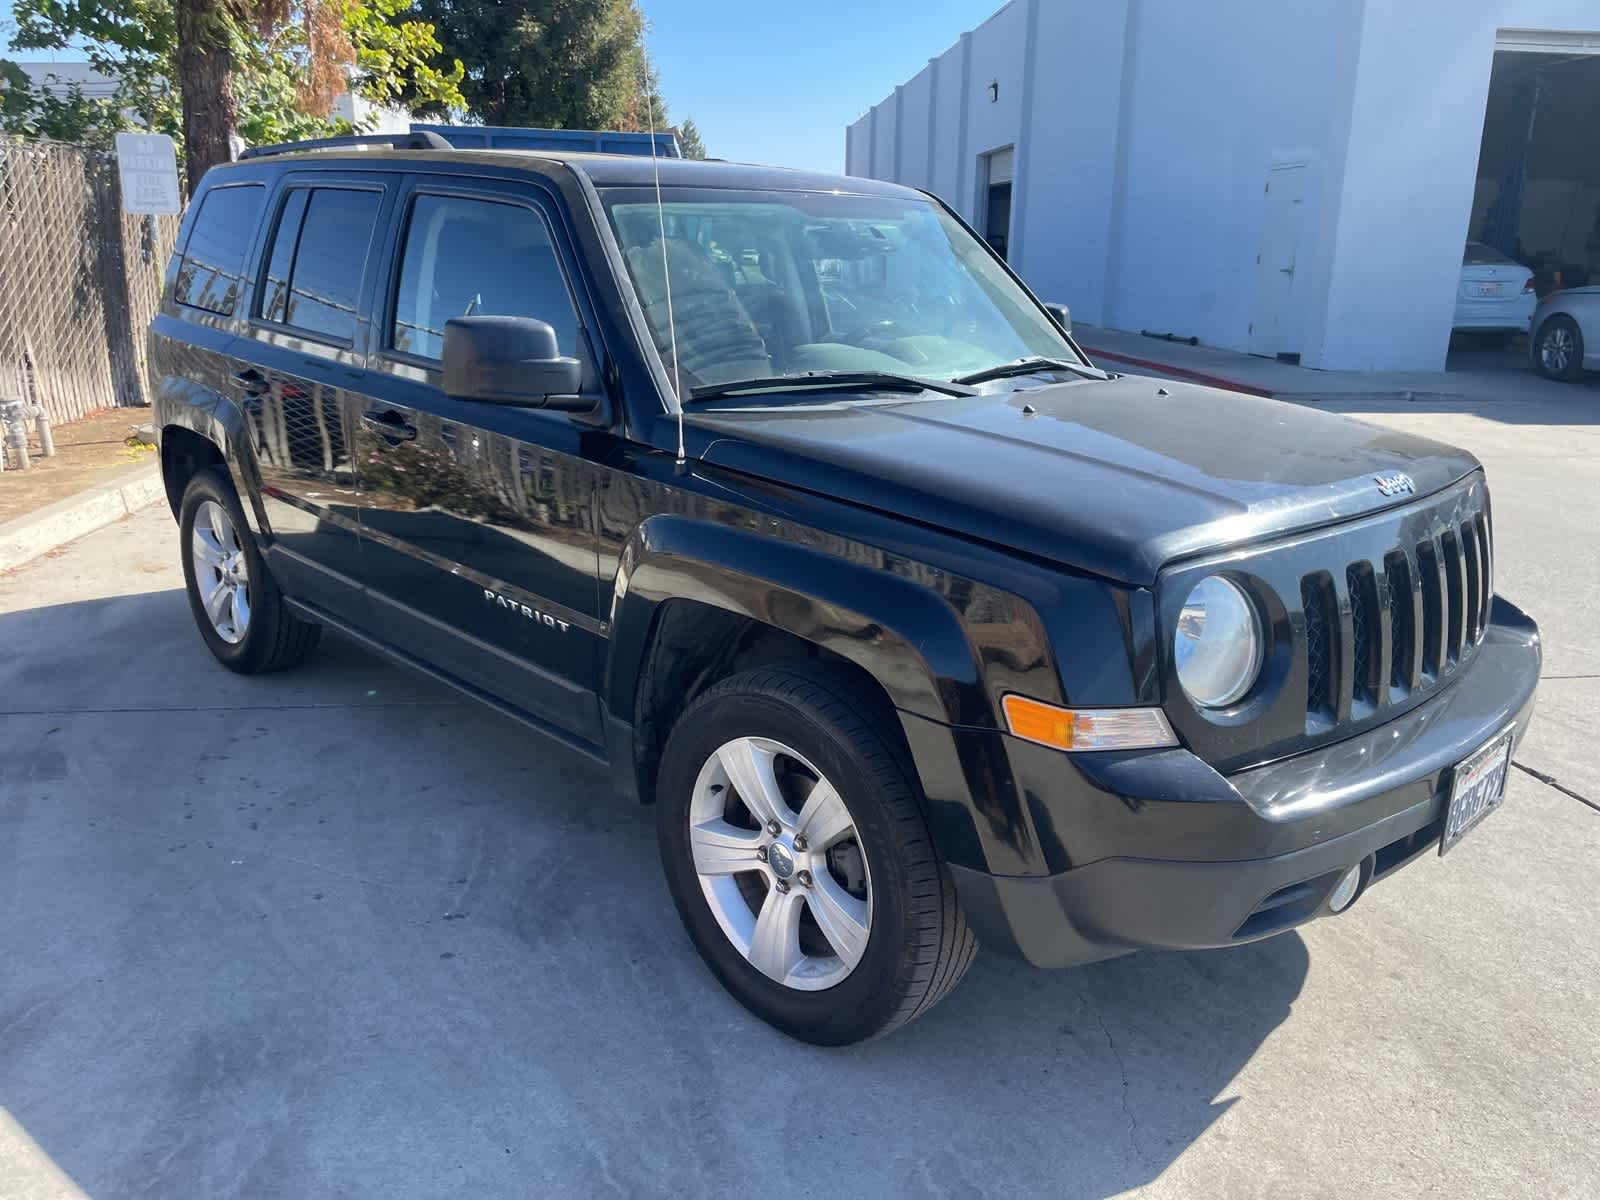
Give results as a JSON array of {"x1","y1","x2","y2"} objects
[
  {"x1": 1530, "y1": 287, "x2": 1600, "y2": 381},
  {"x1": 1453, "y1": 242, "x2": 1537, "y2": 336}
]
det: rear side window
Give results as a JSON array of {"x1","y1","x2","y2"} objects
[
  {"x1": 390, "y1": 193, "x2": 579, "y2": 361},
  {"x1": 257, "y1": 186, "x2": 382, "y2": 342},
  {"x1": 175, "y1": 184, "x2": 264, "y2": 315}
]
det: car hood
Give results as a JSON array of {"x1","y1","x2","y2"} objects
[{"x1": 688, "y1": 375, "x2": 1481, "y2": 585}]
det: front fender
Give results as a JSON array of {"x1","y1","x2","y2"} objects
[
  {"x1": 603, "y1": 514, "x2": 981, "y2": 727},
  {"x1": 603, "y1": 516, "x2": 1053, "y2": 876}
]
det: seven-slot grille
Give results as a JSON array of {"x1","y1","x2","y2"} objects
[{"x1": 1302, "y1": 505, "x2": 1493, "y2": 725}]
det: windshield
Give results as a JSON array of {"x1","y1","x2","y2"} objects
[{"x1": 600, "y1": 186, "x2": 1080, "y2": 399}]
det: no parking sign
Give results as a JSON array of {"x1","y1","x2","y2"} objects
[{"x1": 114, "y1": 133, "x2": 181, "y2": 214}]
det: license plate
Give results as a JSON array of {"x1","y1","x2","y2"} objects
[
  {"x1": 1440, "y1": 730, "x2": 1513, "y2": 854},
  {"x1": 1475, "y1": 282, "x2": 1505, "y2": 297}
]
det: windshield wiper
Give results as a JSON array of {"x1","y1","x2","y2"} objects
[
  {"x1": 953, "y1": 356, "x2": 1111, "y2": 385},
  {"x1": 689, "y1": 370, "x2": 977, "y2": 404}
]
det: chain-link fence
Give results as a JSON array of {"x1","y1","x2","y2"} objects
[{"x1": 0, "y1": 137, "x2": 181, "y2": 426}]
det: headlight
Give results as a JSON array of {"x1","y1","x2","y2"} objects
[{"x1": 1174, "y1": 576, "x2": 1263, "y2": 709}]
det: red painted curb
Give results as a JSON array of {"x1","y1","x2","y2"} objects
[{"x1": 1078, "y1": 345, "x2": 1277, "y2": 398}]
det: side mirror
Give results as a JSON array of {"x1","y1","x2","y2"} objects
[
  {"x1": 1043, "y1": 302, "x2": 1072, "y2": 335},
  {"x1": 441, "y1": 315, "x2": 587, "y2": 409}
]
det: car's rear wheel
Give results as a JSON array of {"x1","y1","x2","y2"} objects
[
  {"x1": 1533, "y1": 315, "x2": 1585, "y2": 381},
  {"x1": 179, "y1": 468, "x2": 321, "y2": 673},
  {"x1": 656, "y1": 664, "x2": 976, "y2": 1045}
]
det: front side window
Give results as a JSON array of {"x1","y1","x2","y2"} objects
[
  {"x1": 175, "y1": 184, "x2": 264, "y2": 316},
  {"x1": 600, "y1": 186, "x2": 1076, "y2": 396},
  {"x1": 390, "y1": 193, "x2": 579, "y2": 361},
  {"x1": 257, "y1": 187, "x2": 382, "y2": 342}
]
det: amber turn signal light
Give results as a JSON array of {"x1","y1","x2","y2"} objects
[{"x1": 1001, "y1": 695, "x2": 1178, "y2": 752}]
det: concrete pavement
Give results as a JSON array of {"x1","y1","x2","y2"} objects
[{"x1": 1, "y1": 383, "x2": 1596, "y2": 1196}]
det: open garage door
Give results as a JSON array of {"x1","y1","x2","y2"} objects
[{"x1": 1470, "y1": 33, "x2": 1600, "y2": 299}]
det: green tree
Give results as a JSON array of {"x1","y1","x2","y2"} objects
[
  {"x1": 5, "y1": 0, "x2": 180, "y2": 146},
  {"x1": 677, "y1": 115, "x2": 705, "y2": 160},
  {"x1": 4, "y1": 0, "x2": 462, "y2": 188},
  {"x1": 408, "y1": 0, "x2": 640, "y2": 129}
]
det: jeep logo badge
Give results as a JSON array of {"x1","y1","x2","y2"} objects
[
  {"x1": 767, "y1": 842, "x2": 795, "y2": 879},
  {"x1": 1374, "y1": 472, "x2": 1415, "y2": 497}
]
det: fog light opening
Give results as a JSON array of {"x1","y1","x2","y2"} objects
[{"x1": 1327, "y1": 864, "x2": 1363, "y2": 914}]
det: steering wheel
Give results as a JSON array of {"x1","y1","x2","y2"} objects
[{"x1": 838, "y1": 318, "x2": 912, "y2": 347}]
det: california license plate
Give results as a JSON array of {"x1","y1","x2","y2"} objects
[
  {"x1": 1440, "y1": 730, "x2": 1513, "y2": 854},
  {"x1": 1475, "y1": 282, "x2": 1505, "y2": 297}
]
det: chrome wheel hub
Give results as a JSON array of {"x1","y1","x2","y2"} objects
[
  {"x1": 190, "y1": 499, "x2": 251, "y2": 644},
  {"x1": 689, "y1": 736, "x2": 872, "y2": 991},
  {"x1": 767, "y1": 841, "x2": 795, "y2": 879}
]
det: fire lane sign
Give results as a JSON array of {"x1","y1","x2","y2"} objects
[{"x1": 115, "y1": 133, "x2": 181, "y2": 215}]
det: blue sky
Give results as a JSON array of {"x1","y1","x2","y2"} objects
[
  {"x1": 644, "y1": 0, "x2": 999, "y2": 170},
  {"x1": 3, "y1": 0, "x2": 1001, "y2": 172}
]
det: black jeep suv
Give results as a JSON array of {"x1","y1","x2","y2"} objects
[{"x1": 149, "y1": 135, "x2": 1541, "y2": 1044}]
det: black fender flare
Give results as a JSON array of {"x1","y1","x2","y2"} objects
[
  {"x1": 603, "y1": 514, "x2": 983, "y2": 728},
  {"x1": 155, "y1": 378, "x2": 273, "y2": 542},
  {"x1": 601, "y1": 516, "x2": 1049, "y2": 876}
]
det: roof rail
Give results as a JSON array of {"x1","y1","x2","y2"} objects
[{"x1": 238, "y1": 130, "x2": 453, "y2": 160}]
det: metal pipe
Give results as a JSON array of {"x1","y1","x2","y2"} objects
[
  {"x1": 35, "y1": 411, "x2": 54, "y2": 457},
  {"x1": 1, "y1": 399, "x2": 35, "y2": 469}
]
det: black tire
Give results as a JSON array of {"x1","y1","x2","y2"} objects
[
  {"x1": 656, "y1": 663, "x2": 976, "y2": 1044},
  {"x1": 178, "y1": 467, "x2": 321, "y2": 673},
  {"x1": 1533, "y1": 315, "x2": 1585, "y2": 381}
]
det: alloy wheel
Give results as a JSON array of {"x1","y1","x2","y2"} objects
[
  {"x1": 688, "y1": 736, "x2": 872, "y2": 991},
  {"x1": 190, "y1": 499, "x2": 251, "y2": 644},
  {"x1": 1541, "y1": 326, "x2": 1574, "y2": 373}
]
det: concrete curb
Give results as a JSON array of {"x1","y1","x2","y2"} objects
[{"x1": 0, "y1": 464, "x2": 165, "y2": 572}]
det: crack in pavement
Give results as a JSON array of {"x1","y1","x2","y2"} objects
[
  {"x1": 1513, "y1": 760, "x2": 1599, "y2": 814},
  {"x1": 1087, "y1": 997, "x2": 1140, "y2": 1165}
]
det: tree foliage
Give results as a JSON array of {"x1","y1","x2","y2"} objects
[
  {"x1": 677, "y1": 115, "x2": 704, "y2": 160},
  {"x1": 2, "y1": 0, "x2": 463, "y2": 182},
  {"x1": 408, "y1": 0, "x2": 640, "y2": 130},
  {"x1": 401, "y1": 0, "x2": 707, "y2": 156},
  {"x1": 3, "y1": 0, "x2": 179, "y2": 146}
]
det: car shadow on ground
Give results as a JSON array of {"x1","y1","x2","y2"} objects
[{"x1": 1, "y1": 591, "x2": 1308, "y2": 1196}]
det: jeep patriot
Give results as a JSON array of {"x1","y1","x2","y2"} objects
[{"x1": 149, "y1": 133, "x2": 1542, "y2": 1044}]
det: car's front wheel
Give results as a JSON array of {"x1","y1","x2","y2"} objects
[
  {"x1": 656, "y1": 665, "x2": 976, "y2": 1044},
  {"x1": 1533, "y1": 315, "x2": 1585, "y2": 381},
  {"x1": 178, "y1": 468, "x2": 321, "y2": 673}
]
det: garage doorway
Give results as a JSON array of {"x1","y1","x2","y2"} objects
[
  {"x1": 977, "y1": 147, "x2": 1014, "y2": 261},
  {"x1": 1471, "y1": 33, "x2": 1600, "y2": 297}
]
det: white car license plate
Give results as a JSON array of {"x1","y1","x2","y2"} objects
[
  {"x1": 1440, "y1": 730, "x2": 1513, "y2": 854},
  {"x1": 1475, "y1": 282, "x2": 1505, "y2": 297}
]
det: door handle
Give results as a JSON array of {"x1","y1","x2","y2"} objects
[
  {"x1": 361, "y1": 409, "x2": 417, "y2": 442},
  {"x1": 229, "y1": 369, "x2": 270, "y2": 396}
]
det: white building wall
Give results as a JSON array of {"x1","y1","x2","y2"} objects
[
  {"x1": 898, "y1": 68, "x2": 935, "y2": 192},
  {"x1": 1016, "y1": 0, "x2": 1135, "y2": 323},
  {"x1": 1104, "y1": 0, "x2": 1353, "y2": 353},
  {"x1": 848, "y1": 0, "x2": 1600, "y2": 372},
  {"x1": 1316, "y1": 0, "x2": 1600, "y2": 369}
]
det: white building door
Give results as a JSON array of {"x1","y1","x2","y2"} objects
[{"x1": 1248, "y1": 164, "x2": 1308, "y2": 357}]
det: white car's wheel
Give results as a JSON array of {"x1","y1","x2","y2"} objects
[{"x1": 1533, "y1": 316, "x2": 1585, "y2": 382}]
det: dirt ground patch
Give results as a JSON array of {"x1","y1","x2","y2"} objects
[{"x1": 0, "y1": 406, "x2": 156, "y2": 525}]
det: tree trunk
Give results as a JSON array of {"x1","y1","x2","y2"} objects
[{"x1": 175, "y1": 0, "x2": 239, "y2": 192}]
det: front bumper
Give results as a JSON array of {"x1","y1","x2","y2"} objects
[{"x1": 950, "y1": 596, "x2": 1541, "y2": 967}]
